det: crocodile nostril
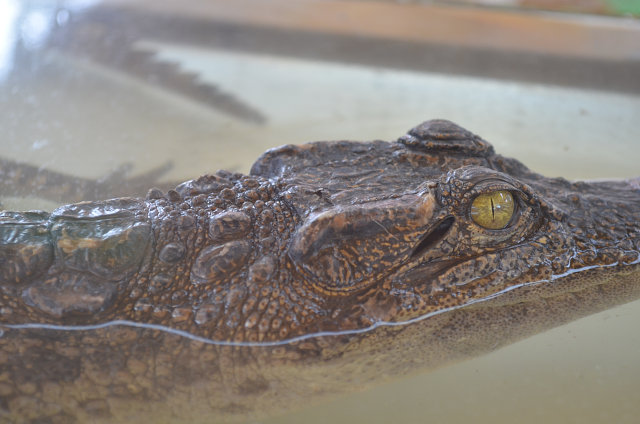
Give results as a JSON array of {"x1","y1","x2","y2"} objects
[{"x1": 411, "y1": 216, "x2": 455, "y2": 259}]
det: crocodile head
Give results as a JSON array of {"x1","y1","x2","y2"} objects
[{"x1": 245, "y1": 119, "x2": 640, "y2": 339}]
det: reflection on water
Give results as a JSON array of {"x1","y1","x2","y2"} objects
[
  {"x1": 3, "y1": 41, "x2": 639, "y2": 203},
  {"x1": 0, "y1": 0, "x2": 100, "y2": 81},
  {"x1": 0, "y1": 0, "x2": 18, "y2": 81},
  {"x1": 0, "y1": 1, "x2": 639, "y2": 423}
]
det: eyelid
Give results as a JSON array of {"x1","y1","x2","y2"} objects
[
  {"x1": 468, "y1": 179, "x2": 519, "y2": 194},
  {"x1": 467, "y1": 179, "x2": 532, "y2": 206}
]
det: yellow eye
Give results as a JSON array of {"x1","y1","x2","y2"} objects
[{"x1": 470, "y1": 190, "x2": 515, "y2": 230}]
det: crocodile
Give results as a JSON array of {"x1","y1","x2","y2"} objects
[{"x1": 0, "y1": 120, "x2": 639, "y2": 423}]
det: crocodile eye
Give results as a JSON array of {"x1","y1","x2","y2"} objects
[{"x1": 470, "y1": 190, "x2": 514, "y2": 230}]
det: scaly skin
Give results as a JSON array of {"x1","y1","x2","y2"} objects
[{"x1": 0, "y1": 120, "x2": 639, "y2": 423}]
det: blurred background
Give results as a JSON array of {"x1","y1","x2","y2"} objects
[
  {"x1": 0, "y1": 1, "x2": 639, "y2": 423},
  {"x1": 1, "y1": 0, "x2": 639, "y2": 211}
]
